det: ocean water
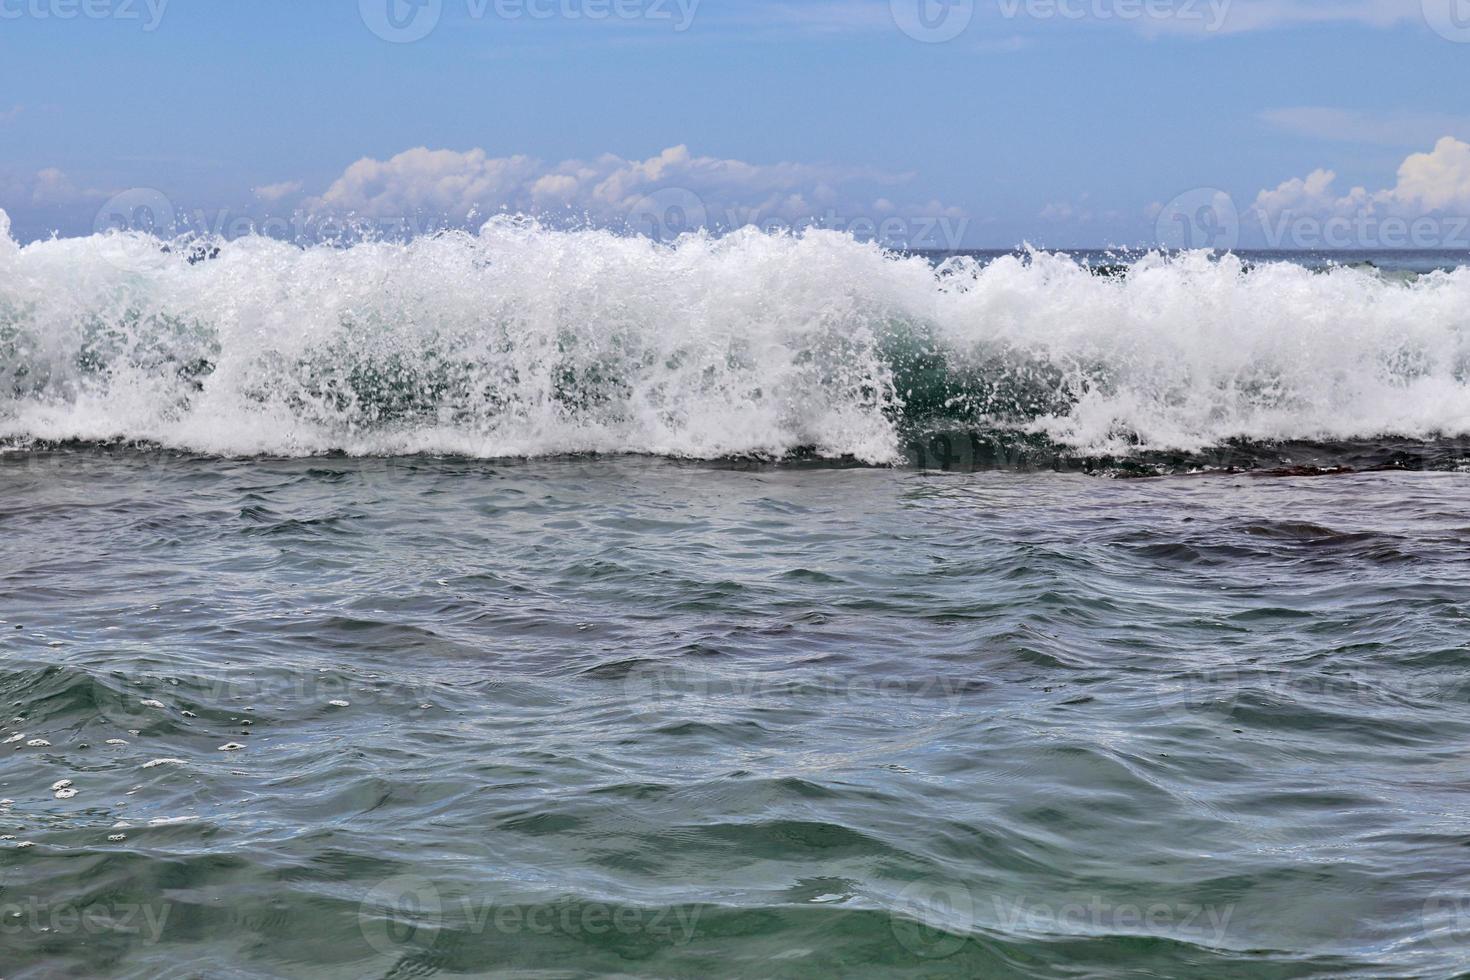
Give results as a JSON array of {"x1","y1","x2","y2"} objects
[{"x1": 3, "y1": 216, "x2": 1470, "y2": 978}]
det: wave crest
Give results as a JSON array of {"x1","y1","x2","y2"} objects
[{"x1": 3, "y1": 211, "x2": 1469, "y2": 464}]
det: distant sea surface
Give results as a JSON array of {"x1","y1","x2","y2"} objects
[
  {"x1": 3, "y1": 227, "x2": 1470, "y2": 977},
  {"x1": 923, "y1": 247, "x2": 1470, "y2": 276}
]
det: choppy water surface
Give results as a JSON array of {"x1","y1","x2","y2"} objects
[{"x1": 3, "y1": 448, "x2": 1469, "y2": 978}]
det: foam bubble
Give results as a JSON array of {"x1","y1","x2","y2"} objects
[{"x1": 2, "y1": 222, "x2": 1468, "y2": 459}]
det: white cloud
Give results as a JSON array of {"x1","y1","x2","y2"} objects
[
  {"x1": 0, "y1": 166, "x2": 104, "y2": 207},
  {"x1": 0, "y1": 105, "x2": 22, "y2": 124},
  {"x1": 1261, "y1": 107, "x2": 1470, "y2": 147},
  {"x1": 253, "y1": 180, "x2": 304, "y2": 203},
  {"x1": 1394, "y1": 136, "x2": 1470, "y2": 211},
  {"x1": 300, "y1": 144, "x2": 943, "y2": 230},
  {"x1": 1252, "y1": 168, "x2": 1370, "y2": 220},
  {"x1": 529, "y1": 174, "x2": 580, "y2": 203},
  {"x1": 309, "y1": 147, "x2": 542, "y2": 217},
  {"x1": 30, "y1": 167, "x2": 79, "y2": 205},
  {"x1": 1252, "y1": 136, "x2": 1470, "y2": 220}
]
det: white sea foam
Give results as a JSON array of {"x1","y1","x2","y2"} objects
[{"x1": 2, "y1": 210, "x2": 1468, "y2": 461}]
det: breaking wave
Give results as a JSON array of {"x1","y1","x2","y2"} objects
[{"x1": 3, "y1": 209, "x2": 1470, "y2": 468}]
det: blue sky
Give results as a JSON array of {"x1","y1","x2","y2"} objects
[{"x1": 3, "y1": 0, "x2": 1470, "y2": 247}]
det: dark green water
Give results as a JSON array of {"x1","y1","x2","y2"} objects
[{"x1": 3, "y1": 449, "x2": 1469, "y2": 978}]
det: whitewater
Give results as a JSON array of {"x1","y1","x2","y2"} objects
[{"x1": 3, "y1": 208, "x2": 1469, "y2": 464}]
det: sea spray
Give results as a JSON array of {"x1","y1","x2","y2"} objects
[{"x1": 2, "y1": 211, "x2": 1469, "y2": 461}]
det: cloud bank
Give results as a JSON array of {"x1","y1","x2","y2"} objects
[
  {"x1": 253, "y1": 144, "x2": 964, "y2": 245},
  {"x1": 292, "y1": 144, "x2": 951, "y2": 231},
  {"x1": 1253, "y1": 136, "x2": 1470, "y2": 220}
]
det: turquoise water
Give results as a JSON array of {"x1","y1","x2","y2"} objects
[
  {"x1": 3, "y1": 449, "x2": 1469, "y2": 977},
  {"x1": 5, "y1": 236, "x2": 1470, "y2": 975}
]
